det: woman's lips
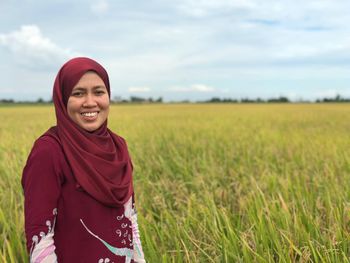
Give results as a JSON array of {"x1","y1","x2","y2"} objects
[{"x1": 80, "y1": 111, "x2": 99, "y2": 121}]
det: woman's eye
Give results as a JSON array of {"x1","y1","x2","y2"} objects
[
  {"x1": 96, "y1": 90, "x2": 105, "y2": 95},
  {"x1": 72, "y1": 92, "x2": 83, "y2": 97}
]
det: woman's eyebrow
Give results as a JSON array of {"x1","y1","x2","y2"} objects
[
  {"x1": 72, "y1": 85, "x2": 105, "y2": 91},
  {"x1": 72, "y1": 87, "x2": 86, "y2": 91},
  {"x1": 92, "y1": 85, "x2": 106, "y2": 89}
]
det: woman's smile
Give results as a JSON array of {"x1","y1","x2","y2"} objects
[
  {"x1": 81, "y1": 111, "x2": 98, "y2": 117},
  {"x1": 80, "y1": 111, "x2": 99, "y2": 120}
]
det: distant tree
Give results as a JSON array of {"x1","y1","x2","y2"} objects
[
  {"x1": 241, "y1": 98, "x2": 255, "y2": 103},
  {"x1": 223, "y1": 98, "x2": 237, "y2": 103},
  {"x1": 267, "y1": 96, "x2": 289, "y2": 103},
  {"x1": 130, "y1": 96, "x2": 146, "y2": 102},
  {"x1": 0, "y1": 99, "x2": 14, "y2": 103},
  {"x1": 208, "y1": 97, "x2": 221, "y2": 103}
]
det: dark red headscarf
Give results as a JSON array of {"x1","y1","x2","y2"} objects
[{"x1": 44, "y1": 57, "x2": 133, "y2": 207}]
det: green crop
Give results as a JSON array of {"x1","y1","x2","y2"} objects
[{"x1": 1, "y1": 103, "x2": 350, "y2": 262}]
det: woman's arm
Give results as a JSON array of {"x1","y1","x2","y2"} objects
[
  {"x1": 124, "y1": 195, "x2": 146, "y2": 262},
  {"x1": 22, "y1": 137, "x2": 63, "y2": 262},
  {"x1": 131, "y1": 205, "x2": 146, "y2": 263}
]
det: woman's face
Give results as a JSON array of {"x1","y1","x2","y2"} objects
[{"x1": 67, "y1": 71, "x2": 110, "y2": 132}]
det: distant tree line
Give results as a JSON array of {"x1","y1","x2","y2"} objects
[
  {"x1": 113, "y1": 96, "x2": 163, "y2": 103},
  {"x1": 203, "y1": 94, "x2": 350, "y2": 103},
  {"x1": 1, "y1": 94, "x2": 350, "y2": 104},
  {"x1": 315, "y1": 94, "x2": 350, "y2": 103},
  {"x1": 203, "y1": 96, "x2": 290, "y2": 103}
]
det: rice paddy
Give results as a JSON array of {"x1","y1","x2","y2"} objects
[{"x1": 1, "y1": 103, "x2": 350, "y2": 262}]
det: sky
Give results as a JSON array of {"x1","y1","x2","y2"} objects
[{"x1": 1, "y1": 0, "x2": 350, "y2": 102}]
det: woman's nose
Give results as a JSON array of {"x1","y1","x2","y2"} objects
[{"x1": 83, "y1": 93, "x2": 97, "y2": 107}]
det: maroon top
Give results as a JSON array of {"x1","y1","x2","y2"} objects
[{"x1": 22, "y1": 130, "x2": 137, "y2": 262}]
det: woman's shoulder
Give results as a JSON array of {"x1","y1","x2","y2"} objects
[
  {"x1": 31, "y1": 126, "x2": 63, "y2": 158},
  {"x1": 22, "y1": 127, "x2": 66, "y2": 189}
]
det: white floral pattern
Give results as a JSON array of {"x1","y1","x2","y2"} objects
[
  {"x1": 30, "y1": 208, "x2": 58, "y2": 263},
  {"x1": 79, "y1": 196, "x2": 146, "y2": 263}
]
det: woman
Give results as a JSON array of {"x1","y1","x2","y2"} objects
[{"x1": 22, "y1": 57, "x2": 146, "y2": 263}]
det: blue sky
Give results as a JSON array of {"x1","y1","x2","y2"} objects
[{"x1": 1, "y1": 0, "x2": 350, "y2": 102}]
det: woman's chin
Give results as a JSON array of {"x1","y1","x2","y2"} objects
[{"x1": 75, "y1": 121, "x2": 101, "y2": 132}]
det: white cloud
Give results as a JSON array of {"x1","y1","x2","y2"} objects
[
  {"x1": 128, "y1": 86, "x2": 151, "y2": 93},
  {"x1": 177, "y1": 0, "x2": 256, "y2": 17},
  {"x1": 0, "y1": 25, "x2": 79, "y2": 70},
  {"x1": 191, "y1": 84, "x2": 215, "y2": 92},
  {"x1": 169, "y1": 84, "x2": 215, "y2": 92},
  {"x1": 90, "y1": 0, "x2": 109, "y2": 15}
]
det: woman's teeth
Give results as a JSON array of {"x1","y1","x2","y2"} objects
[{"x1": 81, "y1": 112, "x2": 98, "y2": 117}]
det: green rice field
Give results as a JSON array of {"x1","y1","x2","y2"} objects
[{"x1": 1, "y1": 103, "x2": 350, "y2": 262}]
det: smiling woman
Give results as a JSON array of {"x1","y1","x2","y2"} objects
[{"x1": 21, "y1": 57, "x2": 146, "y2": 263}]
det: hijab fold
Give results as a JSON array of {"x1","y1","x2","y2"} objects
[{"x1": 43, "y1": 57, "x2": 133, "y2": 207}]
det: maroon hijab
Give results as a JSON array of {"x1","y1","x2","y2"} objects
[{"x1": 44, "y1": 57, "x2": 133, "y2": 207}]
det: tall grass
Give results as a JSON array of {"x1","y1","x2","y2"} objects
[{"x1": 1, "y1": 104, "x2": 350, "y2": 262}]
